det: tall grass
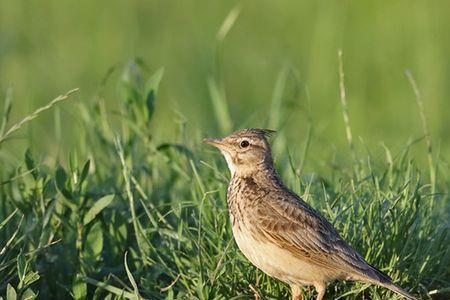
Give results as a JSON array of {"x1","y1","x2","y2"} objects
[{"x1": 0, "y1": 59, "x2": 449, "y2": 300}]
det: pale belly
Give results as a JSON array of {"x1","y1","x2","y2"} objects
[{"x1": 232, "y1": 225, "x2": 332, "y2": 285}]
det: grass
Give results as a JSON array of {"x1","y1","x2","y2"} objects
[
  {"x1": 0, "y1": 6, "x2": 450, "y2": 300},
  {"x1": 0, "y1": 58, "x2": 449, "y2": 300}
]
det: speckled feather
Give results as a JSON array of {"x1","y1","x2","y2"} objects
[
  {"x1": 205, "y1": 128, "x2": 416, "y2": 300},
  {"x1": 228, "y1": 168, "x2": 390, "y2": 283}
]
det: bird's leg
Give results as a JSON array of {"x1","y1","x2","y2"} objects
[
  {"x1": 249, "y1": 284, "x2": 260, "y2": 300},
  {"x1": 291, "y1": 285, "x2": 302, "y2": 300},
  {"x1": 314, "y1": 283, "x2": 326, "y2": 300}
]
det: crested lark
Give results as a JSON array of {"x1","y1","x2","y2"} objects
[{"x1": 204, "y1": 128, "x2": 416, "y2": 300}]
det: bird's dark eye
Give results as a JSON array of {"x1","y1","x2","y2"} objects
[{"x1": 240, "y1": 140, "x2": 250, "y2": 148}]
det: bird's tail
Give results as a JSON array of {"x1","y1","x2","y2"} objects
[
  {"x1": 379, "y1": 282, "x2": 417, "y2": 300},
  {"x1": 353, "y1": 264, "x2": 417, "y2": 300}
]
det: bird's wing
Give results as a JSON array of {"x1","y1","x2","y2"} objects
[{"x1": 253, "y1": 190, "x2": 390, "y2": 282}]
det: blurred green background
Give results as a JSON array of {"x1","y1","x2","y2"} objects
[{"x1": 1, "y1": 0, "x2": 449, "y2": 163}]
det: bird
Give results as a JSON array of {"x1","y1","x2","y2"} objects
[{"x1": 203, "y1": 128, "x2": 417, "y2": 300}]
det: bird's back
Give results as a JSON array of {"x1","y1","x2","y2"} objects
[{"x1": 227, "y1": 170, "x2": 394, "y2": 285}]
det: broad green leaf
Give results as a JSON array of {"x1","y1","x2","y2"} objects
[
  {"x1": 103, "y1": 295, "x2": 112, "y2": 300},
  {"x1": 79, "y1": 159, "x2": 90, "y2": 186},
  {"x1": 108, "y1": 212, "x2": 128, "y2": 248},
  {"x1": 83, "y1": 194, "x2": 114, "y2": 225},
  {"x1": 24, "y1": 149, "x2": 38, "y2": 179},
  {"x1": 84, "y1": 221, "x2": 103, "y2": 260},
  {"x1": 17, "y1": 252, "x2": 27, "y2": 288},
  {"x1": 145, "y1": 91, "x2": 155, "y2": 121},
  {"x1": 55, "y1": 165, "x2": 74, "y2": 200},
  {"x1": 72, "y1": 274, "x2": 87, "y2": 300},
  {"x1": 145, "y1": 67, "x2": 164, "y2": 121},
  {"x1": 120, "y1": 62, "x2": 143, "y2": 106},
  {"x1": 6, "y1": 284, "x2": 17, "y2": 300},
  {"x1": 21, "y1": 288, "x2": 37, "y2": 300},
  {"x1": 23, "y1": 271, "x2": 40, "y2": 286},
  {"x1": 55, "y1": 165, "x2": 67, "y2": 191}
]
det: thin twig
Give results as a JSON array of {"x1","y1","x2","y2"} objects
[{"x1": 0, "y1": 88, "x2": 79, "y2": 145}]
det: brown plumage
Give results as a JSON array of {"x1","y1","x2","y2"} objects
[{"x1": 204, "y1": 128, "x2": 416, "y2": 300}]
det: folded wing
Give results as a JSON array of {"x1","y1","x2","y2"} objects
[{"x1": 252, "y1": 190, "x2": 392, "y2": 284}]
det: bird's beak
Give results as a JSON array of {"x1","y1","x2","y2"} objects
[{"x1": 203, "y1": 137, "x2": 228, "y2": 150}]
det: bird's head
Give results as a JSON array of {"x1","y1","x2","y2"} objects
[{"x1": 203, "y1": 128, "x2": 275, "y2": 177}]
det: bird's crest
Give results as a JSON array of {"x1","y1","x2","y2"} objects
[{"x1": 233, "y1": 128, "x2": 276, "y2": 139}]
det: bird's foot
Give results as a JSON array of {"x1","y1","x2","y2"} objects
[{"x1": 291, "y1": 285, "x2": 303, "y2": 300}]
